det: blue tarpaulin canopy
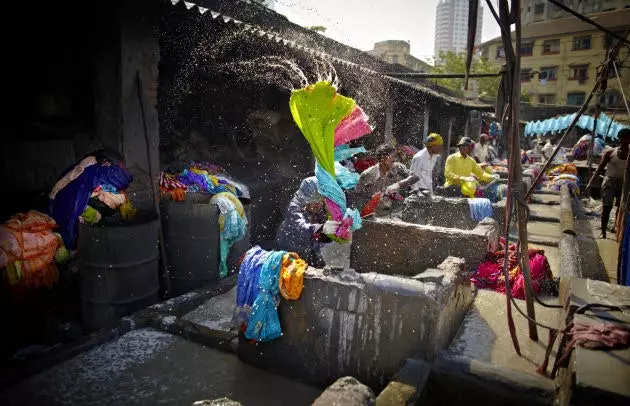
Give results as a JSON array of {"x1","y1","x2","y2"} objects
[{"x1": 524, "y1": 112, "x2": 628, "y2": 140}]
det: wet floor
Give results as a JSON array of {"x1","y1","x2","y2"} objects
[{"x1": 0, "y1": 328, "x2": 321, "y2": 406}]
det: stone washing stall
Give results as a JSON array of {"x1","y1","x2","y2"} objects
[
  {"x1": 238, "y1": 257, "x2": 474, "y2": 390},
  {"x1": 351, "y1": 217, "x2": 500, "y2": 277},
  {"x1": 402, "y1": 194, "x2": 506, "y2": 232}
]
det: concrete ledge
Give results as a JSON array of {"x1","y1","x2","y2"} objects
[
  {"x1": 238, "y1": 257, "x2": 474, "y2": 390},
  {"x1": 375, "y1": 358, "x2": 431, "y2": 406},
  {"x1": 558, "y1": 235, "x2": 582, "y2": 278},
  {"x1": 427, "y1": 354, "x2": 556, "y2": 406},
  {"x1": 151, "y1": 315, "x2": 237, "y2": 354},
  {"x1": 352, "y1": 217, "x2": 499, "y2": 276},
  {"x1": 559, "y1": 185, "x2": 575, "y2": 235}
]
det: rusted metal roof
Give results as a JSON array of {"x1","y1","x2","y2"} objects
[{"x1": 166, "y1": 0, "x2": 494, "y2": 111}]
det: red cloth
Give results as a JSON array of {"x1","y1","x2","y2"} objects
[
  {"x1": 471, "y1": 239, "x2": 552, "y2": 299},
  {"x1": 354, "y1": 158, "x2": 376, "y2": 173}
]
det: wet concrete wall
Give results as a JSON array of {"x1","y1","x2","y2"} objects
[
  {"x1": 351, "y1": 218, "x2": 499, "y2": 276},
  {"x1": 401, "y1": 194, "x2": 506, "y2": 231},
  {"x1": 237, "y1": 257, "x2": 474, "y2": 390}
]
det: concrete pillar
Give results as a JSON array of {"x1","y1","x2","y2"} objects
[
  {"x1": 92, "y1": 0, "x2": 161, "y2": 211},
  {"x1": 385, "y1": 100, "x2": 394, "y2": 143}
]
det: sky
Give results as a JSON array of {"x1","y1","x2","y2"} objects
[{"x1": 275, "y1": 0, "x2": 503, "y2": 63}]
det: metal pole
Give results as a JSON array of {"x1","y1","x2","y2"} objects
[
  {"x1": 380, "y1": 72, "x2": 503, "y2": 79},
  {"x1": 586, "y1": 108, "x2": 600, "y2": 197}
]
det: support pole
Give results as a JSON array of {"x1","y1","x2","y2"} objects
[
  {"x1": 586, "y1": 107, "x2": 600, "y2": 197},
  {"x1": 423, "y1": 107, "x2": 430, "y2": 141}
]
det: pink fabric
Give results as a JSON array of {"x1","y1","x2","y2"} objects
[
  {"x1": 334, "y1": 106, "x2": 372, "y2": 147},
  {"x1": 325, "y1": 197, "x2": 343, "y2": 221},
  {"x1": 335, "y1": 215, "x2": 353, "y2": 240}
]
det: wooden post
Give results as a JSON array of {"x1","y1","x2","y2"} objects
[
  {"x1": 464, "y1": 112, "x2": 470, "y2": 139},
  {"x1": 440, "y1": 116, "x2": 454, "y2": 176},
  {"x1": 385, "y1": 100, "x2": 394, "y2": 143},
  {"x1": 423, "y1": 107, "x2": 430, "y2": 141}
]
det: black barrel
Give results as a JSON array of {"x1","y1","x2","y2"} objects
[
  {"x1": 161, "y1": 193, "x2": 251, "y2": 297},
  {"x1": 78, "y1": 210, "x2": 160, "y2": 331}
]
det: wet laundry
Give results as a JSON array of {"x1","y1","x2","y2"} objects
[
  {"x1": 210, "y1": 192, "x2": 248, "y2": 279},
  {"x1": 160, "y1": 162, "x2": 245, "y2": 202}
]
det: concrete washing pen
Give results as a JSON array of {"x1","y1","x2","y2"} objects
[{"x1": 136, "y1": 70, "x2": 172, "y2": 298}]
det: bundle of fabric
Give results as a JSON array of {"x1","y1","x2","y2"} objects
[
  {"x1": 159, "y1": 162, "x2": 243, "y2": 202},
  {"x1": 233, "y1": 246, "x2": 306, "y2": 342},
  {"x1": 289, "y1": 81, "x2": 373, "y2": 242},
  {"x1": 547, "y1": 164, "x2": 577, "y2": 177},
  {"x1": 49, "y1": 150, "x2": 133, "y2": 249},
  {"x1": 480, "y1": 183, "x2": 507, "y2": 203},
  {"x1": 470, "y1": 238, "x2": 553, "y2": 300},
  {"x1": 0, "y1": 211, "x2": 68, "y2": 288},
  {"x1": 210, "y1": 192, "x2": 248, "y2": 278},
  {"x1": 468, "y1": 198, "x2": 493, "y2": 221},
  {"x1": 547, "y1": 174, "x2": 580, "y2": 194},
  {"x1": 571, "y1": 135, "x2": 605, "y2": 160}
]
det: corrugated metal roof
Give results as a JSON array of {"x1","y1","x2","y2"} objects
[{"x1": 165, "y1": 0, "x2": 493, "y2": 111}]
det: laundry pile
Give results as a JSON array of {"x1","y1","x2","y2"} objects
[
  {"x1": 210, "y1": 192, "x2": 248, "y2": 278},
  {"x1": 548, "y1": 163, "x2": 578, "y2": 177},
  {"x1": 468, "y1": 198, "x2": 493, "y2": 222},
  {"x1": 233, "y1": 246, "x2": 306, "y2": 342},
  {"x1": 470, "y1": 238, "x2": 553, "y2": 300},
  {"x1": 290, "y1": 81, "x2": 373, "y2": 242},
  {"x1": 49, "y1": 150, "x2": 134, "y2": 250},
  {"x1": 159, "y1": 162, "x2": 245, "y2": 202},
  {"x1": 570, "y1": 134, "x2": 605, "y2": 160},
  {"x1": 0, "y1": 211, "x2": 69, "y2": 289}
]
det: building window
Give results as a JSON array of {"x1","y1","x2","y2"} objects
[
  {"x1": 534, "y1": 2, "x2": 545, "y2": 14},
  {"x1": 538, "y1": 94, "x2": 556, "y2": 105},
  {"x1": 539, "y1": 66, "x2": 558, "y2": 81},
  {"x1": 572, "y1": 35, "x2": 592, "y2": 50},
  {"x1": 521, "y1": 68, "x2": 533, "y2": 82},
  {"x1": 543, "y1": 39, "x2": 561, "y2": 54},
  {"x1": 567, "y1": 92, "x2": 586, "y2": 106},
  {"x1": 603, "y1": 90, "x2": 621, "y2": 107},
  {"x1": 496, "y1": 46, "x2": 505, "y2": 58},
  {"x1": 569, "y1": 65, "x2": 589, "y2": 81},
  {"x1": 521, "y1": 41, "x2": 534, "y2": 56}
]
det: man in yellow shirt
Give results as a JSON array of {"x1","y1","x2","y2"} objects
[{"x1": 444, "y1": 137, "x2": 496, "y2": 196}]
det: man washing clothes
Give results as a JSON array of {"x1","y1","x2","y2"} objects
[
  {"x1": 275, "y1": 177, "x2": 331, "y2": 267},
  {"x1": 443, "y1": 136, "x2": 497, "y2": 197},
  {"x1": 408, "y1": 133, "x2": 444, "y2": 194}
]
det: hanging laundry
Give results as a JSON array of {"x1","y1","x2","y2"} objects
[
  {"x1": 210, "y1": 192, "x2": 248, "y2": 279},
  {"x1": 468, "y1": 198, "x2": 493, "y2": 221},
  {"x1": 236, "y1": 247, "x2": 307, "y2": 342}
]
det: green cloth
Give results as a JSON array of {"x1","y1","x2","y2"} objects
[
  {"x1": 80, "y1": 206, "x2": 101, "y2": 225},
  {"x1": 289, "y1": 81, "x2": 355, "y2": 176}
]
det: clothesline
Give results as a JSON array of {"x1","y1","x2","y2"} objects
[{"x1": 524, "y1": 112, "x2": 628, "y2": 140}]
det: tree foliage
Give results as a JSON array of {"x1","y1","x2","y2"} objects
[
  {"x1": 429, "y1": 51, "x2": 503, "y2": 100},
  {"x1": 306, "y1": 25, "x2": 327, "y2": 33}
]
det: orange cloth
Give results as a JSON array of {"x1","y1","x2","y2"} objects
[
  {"x1": 279, "y1": 252, "x2": 306, "y2": 300},
  {"x1": 0, "y1": 211, "x2": 60, "y2": 287}
]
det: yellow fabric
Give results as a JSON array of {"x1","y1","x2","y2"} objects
[
  {"x1": 211, "y1": 192, "x2": 245, "y2": 230},
  {"x1": 120, "y1": 200, "x2": 137, "y2": 221},
  {"x1": 444, "y1": 152, "x2": 494, "y2": 187},
  {"x1": 279, "y1": 252, "x2": 306, "y2": 300},
  {"x1": 425, "y1": 133, "x2": 443, "y2": 147}
]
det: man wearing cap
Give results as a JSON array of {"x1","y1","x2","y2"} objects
[
  {"x1": 408, "y1": 133, "x2": 444, "y2": 193},
  {"x1": 444, "y1": 137, "x2": 496, "y2": 193}
]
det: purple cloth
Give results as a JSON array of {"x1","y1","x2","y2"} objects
[{"x1": 49, "y1": 164, "x2": 133, "y2": 249}]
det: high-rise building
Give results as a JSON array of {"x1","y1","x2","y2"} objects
[
  {"x1": 253, "y1": 0, "x2": 276, "y2": 11},
  {"x1": 521, "y1": 0, "x2": 630, "y2": 26},
  {"x1": 434, "y1": 0, "x2": 483, "y2": 58}
]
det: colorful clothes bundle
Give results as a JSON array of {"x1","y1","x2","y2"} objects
[
  {"x1": 547, "y1": 174, "x2": 580, "y2": 194},
  {"x1": 548, "y1": 164, "x2": 578, "y2": 177},
  {"x1": 0, "y1": 211, "x2": 63, "y2": 288},
  {"x1": 470, "y1": 239, "x2": 553, "y2": 300},
  {"x1": 468, "y1": 198, "x2": 493, "y2": 221},
  {"x1": 49, "y1": 151, "x2": 133, "y2": 249},
  {"x1": 210, "y1": 192, "x2": 248, "y2": 278},
  {"x1": 571, "y1": 135, "x2": 605, "y2": 160},
  {"x1": 289, "y1": 81, "x2": 372, "y2": 242},
  {"x1": 160, "y1": 162, "x2": 243, "y2": 202},
  {"x1": 234, "y1": 246, "x2": 307, "y2": 342}
]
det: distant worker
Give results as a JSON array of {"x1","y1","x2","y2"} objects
[
  {"x1": 408, "y1": 133, "x2": 444, "y2": 193},
  {"x1": 444, "y1": 137, "x2": 497, "y2": 197},
  {"x1": 275, "y1": 177, "x2": 330, "y2": 267},
  {"x1": 586, "y1": 128, "x2": 630, "y2": 239},
  {"x1": 472, "y1": 134, "x2": 491, "y2": 164}
]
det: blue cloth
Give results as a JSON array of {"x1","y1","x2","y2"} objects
[
  {"x1": 315, "y1": 162, "x2": 347, "y2": 209},
  {"x1": 468, "y1": 198, "x2": 493, "y2": 222},
  {"x1": 334, "y1": 145, "x2": 367, "y2": 162},
  {"x1": 524, "y1": 112, "x2": 629, "y2": 140},
  {"x1": 335, "y1": 162, "x2": 360, "y2": 190},
  {"x1": 234, "y1": 246, "x2": 270, "y2": 327},
  {"x1": 49, "y1": 164, "x2": 133, "y2": 249},
  {"x1": 211, "y1": 194, "x2": 248, "y2": 278},
  {"x1": 245, "y1": 250, "x2": 286, "y2": 342},
  {"x1": 622, "y1": 214, "x2": 630, "y2": 286}
]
